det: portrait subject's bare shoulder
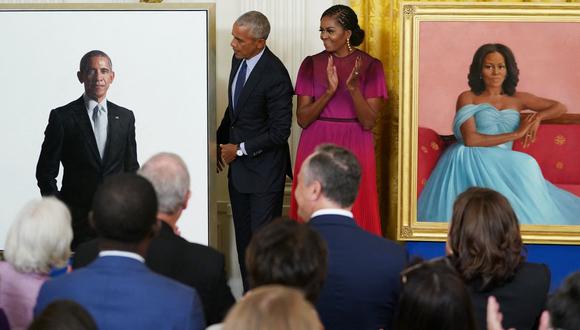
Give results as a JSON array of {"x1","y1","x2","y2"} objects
[{"x1": 456, "y1": 91, "x2": 475, "y2": 111}]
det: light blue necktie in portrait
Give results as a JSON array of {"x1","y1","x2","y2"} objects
[
  {"x1": 233, "y1": 60, "x2": 247, "y2": 112},
  {"x1": 92, "y1": 105, "x2": 106, "y2": 158}
]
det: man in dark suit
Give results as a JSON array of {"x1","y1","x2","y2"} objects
[
  {"x1": 73, "y1": 152, "x2": 235, "y2": 325},
  {"x1": 294, "y1": 144, "x2": 408, "y2": 330},
  {"x1": 35, "y1": 174, "x2": 205, "y2": 330},
  {"x1": 36, "y1": 50, "x2": 139, "y2": 249},
  {"x1": 217, "y1": 11, "x2": 293, "y2": 290}
]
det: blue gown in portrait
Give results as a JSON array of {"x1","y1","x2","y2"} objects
[{"x1": 418, "y1": 103, "x2": 580, "y2": 225}]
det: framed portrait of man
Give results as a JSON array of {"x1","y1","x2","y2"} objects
[{"x1": 0, "y1": 3, "x2": 216, "y2": 248}]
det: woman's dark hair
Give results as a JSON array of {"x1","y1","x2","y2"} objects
[
  {"x1": 547, "y1": 272, "x2": 580, "y2": 330},
  {"x1": 394, "y1": 258, "x2": 477, "y2": 330},
  {"x1": 29, "y1": 300, "x2": 98, "y2": 330},
  {"x1": 448, "y1": 187, "x2": 525, "y2": 291},
  {"x1": 468, "y1": 43, "x2": 519, "y2": 96},
  {"x1": 246, "y1": 218, "x2": 328, "y2": 303},
  {"x1": 321, "y1": 5, "x2": 365, "y2": 46}
]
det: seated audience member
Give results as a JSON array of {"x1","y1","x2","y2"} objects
[
  {"x1": 294, "y1": 144, "x2": 408, "y2": 330},
  {"x1": 222, "y1": 285, "x2": 322, "y2": 330},
  {"x1": 28, "y1": 300, "x2": 97, "y2": 330},
  {"x1": 447, "y1": 187, "x2": 550, "y2": 330},
  {"x1": 73, "y1": 152, "x2": 235, "y2": 325},
  {"x1": 246, "y1": 218, "x2": 327, "y2": 303},
  {"x1": 0, "y1": 197, "x2": 72, "y2": 330},
  {"x1": 540, "y1": 271, "x2": 580, "y2": 330},
  {"x1": 394, "y1": 258, "x2": 477, "y2": 330},
  {"x1": 35, "y1": 174, "x2": 205, "y2": 330}
]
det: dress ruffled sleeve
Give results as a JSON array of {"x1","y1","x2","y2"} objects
[
  {"x1": 453, "y1": 104, "x2": 483, "y2": 141},
  {"x1": 295, "y1": 56, "x2": 314, "y2": 97},
  {"x1": 363, "y1": 58, "x2": 388, "y2": 100}
]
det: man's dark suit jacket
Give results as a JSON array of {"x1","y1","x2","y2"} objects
[
  {"x1": 309, "y1": 214, "x2": 407, "y2": 330},
  {"x1": 468, "y1": 262, "x2": 550, "y2": 330},
  {"x1": 73, "y1": 222, "x2": 235, "y2": 325},
  {"x1": 36, "y1": 96, "x2": 139, "y2": 246},
  {"x1": 217, "y1": 47, "x2": 293, "y2": 193}
]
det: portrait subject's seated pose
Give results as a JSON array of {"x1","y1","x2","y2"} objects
[{"x1": 418, "y1": 43, "x2": 580, "y2": 225}]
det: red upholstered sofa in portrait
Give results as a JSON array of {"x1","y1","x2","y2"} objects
[{"x1": 417, "y1": 114, "x2": 580, "y2": 198}]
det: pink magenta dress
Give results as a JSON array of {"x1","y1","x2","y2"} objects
[{"x1": 290, "y1": 50, "x2": 387, "y2": 235}]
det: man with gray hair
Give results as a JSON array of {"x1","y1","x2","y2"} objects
[
  {"x1": 294, "y1": 144, "x2": 407, "y2": 330},
  {"x1": 73, "y1": 152, "x2": 235, "y2": 326},
  {"x1": 217, "y1": 11, "x2": 293, "y2": 291}
]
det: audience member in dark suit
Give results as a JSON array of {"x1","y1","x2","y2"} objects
[
  {"x1": 216, "y1": 11, "x2": 293, "y2": 291},
  {"x1": 246, "y1": 218, "x2": 327, "y2": 303},
  {"x1": 394, "y1": 258, "x2": 477, "y2": 330},
  {"x1": 36, "y1": 50, "x2": 139, "y2": 249},
  {"x1": 35, "y1": 174, "x2": 205, "y2": 330},
  {"x1": 72, "y1": 152, "x2": 235, "y2": 325},
  {"x1": 294, "y1": 144, "x2": 408, "y2": 330},
  {"x1": 447, "y1": 187, "x2": 550, "y2": 330}
]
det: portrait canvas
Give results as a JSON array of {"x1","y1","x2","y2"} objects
[
  {"x1": 396, "y1": 2, "x2": 580, "y2": 244},
  {"x1": 0, "y1": 3, "x2": 216, "y2": 248}
]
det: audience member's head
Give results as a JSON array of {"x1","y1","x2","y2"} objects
[
  {"x1": 394, "y1": 258, "x2": 477, "y2": 330},
  {"x1": 90, "y1": 174, "x2": 158, "y2": 250},
  {"x1": 447, "y1": 187, "x2": 524, "y2": 290},
  {"x1": 223, "y1": 285, "x2": 322, "y2": 330},
  {"x1": 29, "y1": 300, "x2": 97, "y2": 330},
  {"x1": 539, "y1": 272, "x2": 580, "y2": 330},
  {"x1": 246, "y1": 218, "x2": 327, "y2": 303},
  {"x1": 294, "y1": 144, "x2": 361, "y2": 219},
  {"x1": 4, "y1": 197, "x2": 72, "y2": 274},
  {"x1": 138, "y1": 152, "x2": 190, "y2": 216}
]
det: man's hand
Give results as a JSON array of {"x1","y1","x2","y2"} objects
[
  {"x1": 220, "y1": 143, "x2": 238, "y2": 164},
  {"x1": 217, "y1": 144, "x2": 225, "y2": 173}
]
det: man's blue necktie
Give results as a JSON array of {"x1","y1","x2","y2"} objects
[{"x1": 233, "y1": 60, "x2": 247, "y2": 111}]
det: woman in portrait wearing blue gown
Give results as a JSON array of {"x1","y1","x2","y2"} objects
[{"x1": 418, "y1": 43, "x2": 580, "y2": 225}]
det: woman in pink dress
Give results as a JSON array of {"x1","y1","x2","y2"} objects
[{"x1": 290, "y1": 5, "x2": 387, "y2": 235}]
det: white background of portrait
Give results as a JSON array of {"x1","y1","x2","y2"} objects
[{"x1": 0, "y1": 9, "x2": 210, "y2": 248}]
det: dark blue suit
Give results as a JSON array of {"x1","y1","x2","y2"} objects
[
  {"x1": 309, "y1": 214, "x2": 407, "y2": 330},
  {"x1": 217, "y1": 47, "x2": 293, "y2": 289},
  {"x1": 35, "y1": 256, "x2": 205, "y2": 330}
]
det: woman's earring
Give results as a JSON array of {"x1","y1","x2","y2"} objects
[{"x1": 347, "y1": 38, "x2": 352, "y2": 53}]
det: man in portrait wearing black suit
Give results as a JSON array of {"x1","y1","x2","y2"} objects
[
  {"x1": 73, "y1": 152, "x2": 235, "y2": 326},
  {"x1": 294, "y1": 144, "x2": 408, "y2": 330},
  {"x1": 216, "y1": 11, "x2": 293, "y2": 291},
  {"x1": 36, "y1": 50, "x2": 139, "y2": 249}
]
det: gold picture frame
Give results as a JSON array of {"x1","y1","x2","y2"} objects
[{"x1": 396, "y1": 2, "x2": 580, "y2": 244}]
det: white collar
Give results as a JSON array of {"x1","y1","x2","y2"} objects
[
  {"x1": 244, "y1": 47, "x2": 265, "y2": 71},
  {"x1": 83, "y1": 93, "x2": 108, "y2": 113},
  {"x1": 311, "y1": 208, "x2": 353, "y2": 219},
  {"x1": 98, "y1": 250, "x2": 145, "y2": 263}
]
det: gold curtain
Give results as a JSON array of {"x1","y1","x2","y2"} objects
[{"x1": 350, "y1": 0, "x2": 578, "y2": 238}]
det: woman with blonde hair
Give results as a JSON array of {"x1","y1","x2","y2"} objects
[
  {"x1": 223, "y1": 285, "x2": 322, "y2": 330},
  {"x1": 0, "y1": 197, "x2": 72, "y2": 329}
]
